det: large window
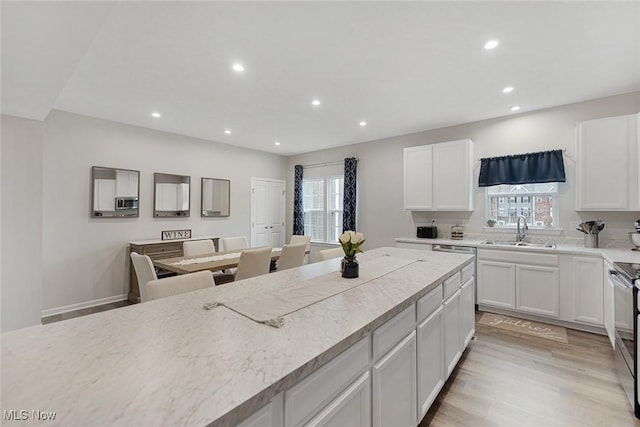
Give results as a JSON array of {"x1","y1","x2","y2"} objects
[
  {"x1": 486, "y1": 183, "x2": 558, "y2": 228},
  {"x1": 303, "y1": 175, "x2": 344, "y2": 243}
]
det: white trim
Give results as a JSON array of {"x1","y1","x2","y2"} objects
[{"x1": 41, "y1": 294, "x2": 127, "y2": 318}]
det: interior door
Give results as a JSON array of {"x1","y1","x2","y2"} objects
[{"x1": 251, "y1": 178, "x2": 285, "y2": 248}]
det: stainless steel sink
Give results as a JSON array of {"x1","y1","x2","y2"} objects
[{"x1": 480, "y1": 240, "x2": 556, "y2": 249}]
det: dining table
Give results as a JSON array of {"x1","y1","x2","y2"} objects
[{"x1": 152, "y1": 247, "x2": 310, "y2": 275}]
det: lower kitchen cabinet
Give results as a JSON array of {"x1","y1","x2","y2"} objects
[
  {"x1": 604, "y1": 260, "x2": 615, "y2": 348},
  {"x1": 372, "y1": 331, "x2": 417, "y2": 427},
  {"x1": 443, "y1": 289, "x2": 462, "y2": 378},
  {"x1": 238, "y1": 393, "x2": 284, "y2": 427},
  {"x1": 477, "y1": 260, "x2": 515, "y2": 309},
  {"x1": 572, "y1": 256, "x2": 604, "y2": 326},
  {"x1": 461, "y1": 277, "x2": 475, "y2": 347},
  {"x1": 516, "y1": 264, "x2": 560, "y2": 318},
  {"x1": 306, "y1": 373, "x2": 371, "y2": 427},
  {"x1": 416, "y1": 306, "x2": 445, "y2": 419}
]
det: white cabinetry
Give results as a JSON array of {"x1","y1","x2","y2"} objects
[
  {"x1": 516, "y1": 264, "x2": 560, "y2": 318},
  {"x1": 372, "y1": 332, "x2": 417, "y2": 427},
  {"x1": 576, "y1": 113, "x2": 639, "y2": 210},
  {"x1": 306, "y1": 373, "x2": 370, "y2": 427},
  {"x1": 603, "y1": 260, "x2": 615, "y2": 348},
  {"x1": 477, "y1": 249, "x2": 559, "y2": 318},
  {"x1": 238, "y1": 394, "x2": 284, "y2": 427},
  {"x1": 571, "y1": 256, "x2": 604, "y2": 326},
  {"x1": 115, "y1": 170, "x2": 138, "y2": 197},
  {"x1": 416, "y1": 306, "x2": 444, "y2": 419},
  {"x1": 443, "y1": 289, "x2": 462, "y2": 378},
  {"x1": 460, "y1": 276, "x2": 476, "y2": 347},
  {"x1": 403, "y1": 139, "x2": 474, "y2": 211}
]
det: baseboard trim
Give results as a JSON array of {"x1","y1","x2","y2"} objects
[{"x1": 41, "y1": 294, "x2": 128, "y2": 318}]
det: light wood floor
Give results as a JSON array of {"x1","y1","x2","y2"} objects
[{"x1": 421, "y1": 311, "x2": 640, "y2": 427}]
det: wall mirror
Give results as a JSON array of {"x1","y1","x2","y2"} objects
[
  {"x1": 91, "y1": 166, "x2": 140, "y2": 218},
  {"x1": 154, "y1": 173, "x2": 190, "y2": 217},
  {"x1": 201, "y1": 178, "x2": 230, "y2": 217}
]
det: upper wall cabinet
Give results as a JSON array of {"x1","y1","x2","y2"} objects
[
  {"x1": 576, "y1": 113, "x2": 639, "y2": 211},
  {"x1": 91, "y1": 166, "x2": 139, "y2": 218},
  {"x1": 403, "y1": 139, "x2": 474, "y2": 211}
]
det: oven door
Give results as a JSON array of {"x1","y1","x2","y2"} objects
[{"x1": 611, "y1": 268, "x2": 636, "y2": 412}]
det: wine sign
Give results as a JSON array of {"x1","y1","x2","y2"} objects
[{"x1": 161, "y1": 229, "x2": 192, "y2": 241}]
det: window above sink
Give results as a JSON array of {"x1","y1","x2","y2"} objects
[{"x1": 485, "y1": 183, "x2": 559, "y2": 229}]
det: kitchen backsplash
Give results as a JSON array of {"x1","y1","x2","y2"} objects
[{"x1": 411, "y1": 212, "x2": 638, "y2": 249}]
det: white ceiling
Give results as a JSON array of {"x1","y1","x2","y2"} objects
[{"x1": 2, "y1": 1, "x2": 639, "y2": 156}]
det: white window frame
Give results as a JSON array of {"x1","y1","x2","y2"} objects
[
  {"x1": 485, "y1": 183, "x2": 560, "y2": 231},
  {"x1": 303, "y1": 175, "x2": 344, "y2": 244}
]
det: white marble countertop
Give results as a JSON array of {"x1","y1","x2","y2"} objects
[
  {"x1": 1, "y1": 247, "x2": 472, "y2": 427},
  {"x1": 395, "y1": 236, "x2": 640, "y2": 263}
]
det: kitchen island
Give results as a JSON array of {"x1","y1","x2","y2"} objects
[{"x1": 1, "y1": 247, "x2": 474, "y2": 427}]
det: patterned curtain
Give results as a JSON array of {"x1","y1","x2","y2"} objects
[
  {"x1": 293, "y1": 165, "x2": 304, "y2": 235},
  {"x1": 343, "y1": 157, "x2": 357, "y2": 232}
]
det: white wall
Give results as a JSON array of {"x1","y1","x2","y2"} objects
[
  {"x1": 286, "y1": 92, "x2": 640, "y2": 251},
  {"x1": 40, "y1": 111, "x2": 286, "y2": 313},
  {"x1": 1, "y1": 115, "x2": 44, "y2": 332}
]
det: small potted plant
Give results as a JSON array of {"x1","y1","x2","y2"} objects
[
  {"x1": 486, "y1": 219, "x2": 497, "y2": 227},
  {"x1": 339, "y1": 230, "x2": 365, "y2": 278}
]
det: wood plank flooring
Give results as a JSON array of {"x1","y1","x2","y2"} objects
[{"x1": 421, "y1": 311, "x2": 640, "y2": 427}]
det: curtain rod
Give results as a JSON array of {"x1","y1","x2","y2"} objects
[{"x1": 301, "y1": 158, "x2": 359, "y2": 169}]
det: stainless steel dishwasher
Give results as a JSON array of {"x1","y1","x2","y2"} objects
[{"x1": 432, "y1": 244, "x2": 477, "y2": 304}]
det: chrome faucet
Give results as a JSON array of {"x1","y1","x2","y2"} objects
[{"x1": 516, "y1": 216, "x2": 528, "y2": 242}]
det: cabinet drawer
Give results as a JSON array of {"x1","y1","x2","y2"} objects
[
  {"x1": 141, "y1": 242, "x2": 183, "y2": 256},
  {"x1": 373, "y1": 305, "x2": 416, "y2": 361},
  {"x1": 417, "y1": 285, "x2": 443, "y2": 323},
  {"x1": 477, "y1": 249, "x2": 558, "y2": 267},
  {"x1": 443, "y1": 272, "x2": 462, "y2": 299},
  {"x1": 461, "y1": 262, "x2": 474, "y2": 283},
  {"x1": 285, "y1": 337, "x2": 370, "y2": 427}
]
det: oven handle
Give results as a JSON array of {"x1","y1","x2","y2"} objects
[{"x1": 609, "y1": 269, "x2": 633, "y2": 290}]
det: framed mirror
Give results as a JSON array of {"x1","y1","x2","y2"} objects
[
  {"x1": 91, "y1": 166, "x2": 140, "y2": 218},
  {"x1": 201, "y1": 178, "x2": 230, "y2": 217},
  {"x1": 154, "y1": 173, "x2": 190, "y2": 217}
]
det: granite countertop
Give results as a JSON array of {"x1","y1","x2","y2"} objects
[
  {"x1": 395, "y1": 236, "x2": 640, "y2": 263},
  {"x1": 1, "y1": 247, "x2": 472, "y2": 427}
]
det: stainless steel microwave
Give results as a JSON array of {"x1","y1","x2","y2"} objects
[{"x1": 115, "y1": 197, "x2": 138, "y2": 210}]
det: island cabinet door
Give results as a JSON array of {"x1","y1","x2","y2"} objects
[
  {"x1": 372, "y1": 331, "x2": 418, "y2": 427},
  {"x1": 443, "y1": 289, "x2": 462, "y2": 378},
  {"x1": 460, "y1": 277, "x2": 476, "y2": 348},
  {"x1": 237, "y1": 393, "x2": 284, "y2": 427},
  {"x1": 416, "y1": 305, "x2": 445, "y2": 420},
  {"x1": 305, "y1": 372, "x2": 371, "y2": 427}
]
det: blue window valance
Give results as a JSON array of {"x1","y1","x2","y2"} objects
[{"x1": 478, "y1": 149, "x2": 566, "y2": 187}]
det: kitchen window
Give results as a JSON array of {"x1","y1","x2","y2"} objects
[
  {"x1": 486, "y1": 183, "x2": 558, "y2": 228},
  {"x1": 303, "y1": 175, "x2": 344, "y2": 243}
]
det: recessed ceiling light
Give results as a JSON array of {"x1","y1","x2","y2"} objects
[
  {"x1": 224, "y1": 129, "x2": 232, "y2": 134},
  {"x1": 274, "y1": 141, "x2": 281, "y2": 146},
  {"x1": 311, "y1": 99, "x2": 321, "y2": 106},
  {"x1": 359, "y1": 121, "x2": 367, "y2": 127},
  {"x1": 151, "y1": 112, "x2": 161, "y2": 118},
  {"x1": 232, "y1": 63, "x2": 245, "y2": 72},
  {"x1": 502, "y1": 86, "x2": 514, "y2": 93},
  {"x1": 484, "y1": 40, "x2": 499, "y2": 50},
  {"x1": 510, "y1": 105, "x2": 521, "y2": 112}
]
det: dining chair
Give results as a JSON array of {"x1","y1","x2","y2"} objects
[
  {"x1": 221, "y1": 236, "x2": 248, "y2": 252},
  {"x1": 319, "y1": 247, "x2": 345, "y2": 261},
  {"x1": 145, "y1": 270, "x2": 215, "y2": 301},
  {"x1": 183, "y1": 239, "x2": 215, "y2": 257},
  {"x1": 130, "y1": 252, "x2": 158, "y2": 303},
  {"x1": 276, "y1": 243, "x2": 307, "y2": 271},
  {"x1": 234, "y1": 247, "x2": 273, "y2": 281},
  {"x1": 289, "y1": 235, "x2": 311, "y2": 264}
]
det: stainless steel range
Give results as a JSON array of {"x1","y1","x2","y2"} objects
[{"x1": 611, "y1": 261, "x2": 640, "y2": 417}]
